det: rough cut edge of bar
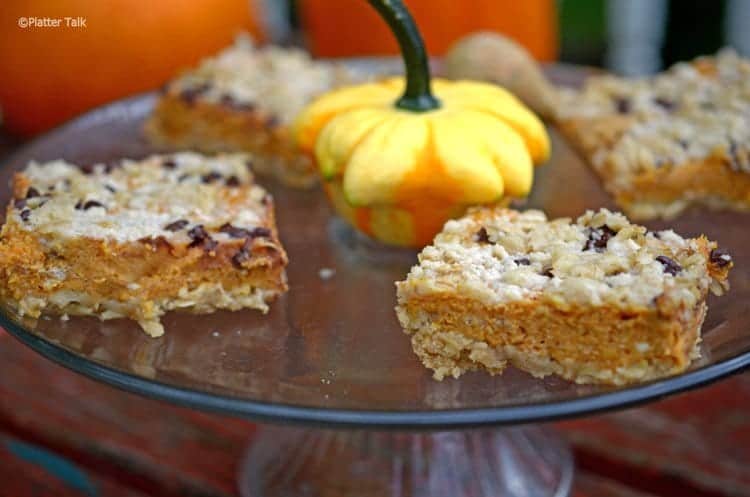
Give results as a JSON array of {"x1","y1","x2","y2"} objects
[{"x1": 397, "y1": 296, "x2": 705, "y2": 385}]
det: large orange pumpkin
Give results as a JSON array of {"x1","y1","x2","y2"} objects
[
  {"x1": 299, "y1": 0, "x2": 557, "y2": 61},
  {"x1": 0, "y1": 0, "x2": 264, "y2": 137}
]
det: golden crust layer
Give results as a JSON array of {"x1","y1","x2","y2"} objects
[{"x1": 399, "y1": 296, "x2": 705, "y2": 385}]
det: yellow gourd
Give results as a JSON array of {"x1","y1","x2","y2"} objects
[{"x1": 294, "y1": 0, "x2": 550, "y2": 247}]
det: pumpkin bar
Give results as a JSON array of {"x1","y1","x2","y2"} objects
[
  {"x1": 396, "y1": 207, "x2": 732, "y2": 385},
  {"x1": 145, "y1": 37, "x2": 358, "y2": 189},
  {"x1": 0, "y1": 153, "x2": 288, "y2": 337},
  {"x1": 555, "y1": 49, "x2": 750, "y2": 220}
]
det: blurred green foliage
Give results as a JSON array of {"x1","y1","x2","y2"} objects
[{"x1": 559, "y1": 0, "x2": 606, "y2": 66}]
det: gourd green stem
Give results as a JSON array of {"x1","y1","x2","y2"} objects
[{"x1": 366, "y1": 0, "x2": 441, "y2": 112}]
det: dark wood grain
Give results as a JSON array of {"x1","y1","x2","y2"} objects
[
  {"x1": 561, "y1": 375, "x2": 750, "y2": 497},
  {"x1": 0, "y1": 433, "x2": 150, "y2": 497},
  {"x1": 0, "y1": 330, "x2": 748, "y2": 496},
  {"x1": 573, "y1": 473, "x2": 661, "y2": 497},
  {"x1": 0, "y1": 334, "x2": 251, "y2": 497}
]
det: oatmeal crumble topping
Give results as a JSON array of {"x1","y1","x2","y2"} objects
[
  {"x1": 556, "y1": 49, "x2": 750, "y2": 182},
  {"x1": 14, "y1": 153, "x2": 267, "y2": 244},
  {"x1": 168, "y1": 36, "x2": 355, "y2": 125},
  {"x1": 399, "y1": 208, "x2": 727, "y2": 310}
]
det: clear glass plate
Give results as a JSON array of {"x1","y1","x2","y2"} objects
[{"x1": 1, "y1": 76, "x2": 749, "y2": 429}]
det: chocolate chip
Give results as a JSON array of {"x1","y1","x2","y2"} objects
[
  {"x1": 265, "y1": 115, "x2": 280, "y2": 128},
  {"x1": 162, "y1": 159, "x2": 177, "y2": 170},
  {"x1": 542, "y1": 267, "x2": 554, "y2": 278},
  {"x1": 678, "y1": 139, "x2": 689, "y2": 150},
  {"x1": 75, "y1": 200, "x2": 104, "y2": 210},
  {"x1": 614, "y1": 97, "x2": 631, "y2": 114},
  {"x1": 653, "y1": 97, "x2": 675, "y2": 111},
  {"x1": 201, "y1": 171, "x2": 223, "y2": 184},
  {"x1": 26, "y1": 187, "x2": 40, "y2": 198},
  {"x1": 226, "y1": 175, "x2": 241, "y2": 187},
  {"x1": 584, "y1": 225, "x2": 617, "y2": 252},
  {"x1": 177, "y1": 173, "x2": 191, "y2": 182},
  {"x1": 188, "y1": 238, "x2": 207, "y2": 249},
  {"x1": 188, "y1": 225, "x2": 209, "y2": 244},
  {"x1": 232, "y1": 251, "x2": 250, "y2": 268},
  {"x1": 164, "y1": 219, "x2": 189, "y2": 232},
  {"x1": 515, "y1": 258, "x2": 531, "y2": 266},
  {"x1": 656, "y1": 255, "x2": 682, "y2": 276},
  {"x1": 187, "y1": 224, "x2": 218, "y2": 251},
  {"x1": 20, "y1": 209, "x2": 31, "y2": 222},
  {"x1": 219, "y1": 93, "x2": 256, "y2": 112},
  {"x1": 475, "y1": 227, "x2": 493, "y2": 244},
  {"x1": 82, "y1": 200, "x2": 105, "y2": 210},
  {"x1": 203, "y1": 238, "x2": 218, "y2": 252},
  {"x1": 219, "y1": 94, "x2": 235, "y2": 106},
  {"x1": 710, "y1": 248, "x2": 732, "y2": 268},
  {"x1": 250, "y1": 227, "x2": 271, "y2": 238},
  {"x1": 105, "y1": 185, "x2": 117, "y2": 193},
  {"x1": 179, "y1": 83, "x2": 211, "y2": 104},
  {"x1": 726, "y1": 140, "x2": 746, "y2": 170},
  {"x1": 13, "y1": 199, "x2": 27, "y2": 209},
  {"x1": 219, "y1": 224, "x2": 271, "y2": 239},
  {"x1": 231, "y1": 240, "x2": 252, "y2": 269},
  {"x1": 79, "y1": 163, "x2": 96, "y2": 175},
  {"x1": 219, "y1": 223, "x2": 253, "y2": 239},
  {"x1": 597, "y1": 225, "x2": 617, "y2": 243}
]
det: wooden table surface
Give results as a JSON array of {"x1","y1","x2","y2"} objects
[{"x1": 0, "y1": 133, "x2": 748, "y2": 497}]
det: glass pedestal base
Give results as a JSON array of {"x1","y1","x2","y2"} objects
[{"x1": 239, "y1": 425, "x2": 573, "y2": 497}]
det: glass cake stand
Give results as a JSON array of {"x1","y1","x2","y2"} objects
[{"x1": 2, "y1": 69, "x2": 750, "y2": 497}]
